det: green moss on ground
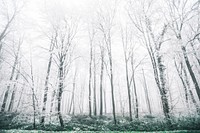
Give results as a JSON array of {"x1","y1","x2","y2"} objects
[{"x1": 0, "y1": 113, "x2": 200, "y2": 132}]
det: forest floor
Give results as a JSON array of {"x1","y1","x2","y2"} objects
[
  {"x1": 1, "y1": 130, "x2": 200, "y2": 133},
  {"x1": 0, "y1": 113, "x2": 200, "y2": 132}
]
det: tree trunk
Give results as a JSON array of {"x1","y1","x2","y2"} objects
[
  {"x1": 88, "y1": 40, "x2": 92, "y2": 117},
  {"x1": 125, "y1": 59, "x2": 132, "y2": 121},
  {"x1": 99, "y1": 47, "x2": 104, "y2": 116},
  {"x1": 1, "y1": 41, "x2": 21, "y2": 112},
  {"x1": 133, "y1": 72, "x2": 139, "y2": 118},
  {"x1": 157, "y1": 55, "x2": 170, "y2": 119},
  {"x1": 50, "y1": 90, "x2": 56, "y2": 124},
  {"x1": 174, "y1": 60, "x2": 189, "y2": 108},
  {"x1": 41, "y1": 52, "x2": 53, "y2": 125},
  {"x1": 16, "y1": 81, "x2": 25, "y2": 112},
  {"x1": 69, "y1": 70, "x2": 76, "y2": 115},
  {"x1": 181, "y1": 45, "x2": 200, "y2": 101},
  {"x1": 93, "y1": 51, "x2": 97, "y2": 116},
  {"x1": 8, "y1": 69, "x2": 20, "y2": 112},
  {"x1": 108, "y1": 51, "x2": 117, "y2": 124},
  {"x1": 142, "y1": 68, "x2": 152, "y2": 115},
  {"x1": 189, "y1": 90, "x2": 200, "y2": 114},
  {"x1": 130, "y1": 56, "x2": 139, "y2": 118},
  {"x1": 30, "y1": 54, "x2": 36, "y2": 129},
  {"x1": 31, "y1": 86, "x2": 36, "y2": 129},
  {"x1": 190, "y1": 42, "x2": 200, "y2": 67},
  {"x1": 183, "y1": 63, "x2": 200, "y2": 114},
  {"x1": 118, "y1": 84, "x2": 125, "y2": 117},
  {"x1": 104, "y1": 89, "x2": 107, "y2": 114},
  {"x1": 58, "y1": 61, "x2": 64, "y2": 127},
  {"x1": 1, "y1": 54, "x2": 19, "y2": 112}
]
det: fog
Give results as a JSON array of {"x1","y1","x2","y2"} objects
[{"x1": 0, "y1": 0, "x2": 200, "y2": 130}]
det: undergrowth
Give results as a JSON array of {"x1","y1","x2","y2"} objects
[{"x1": 0, "y1": 112, "x2": 200, "y2": 131}]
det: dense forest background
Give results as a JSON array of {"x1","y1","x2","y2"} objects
[{"x1": 0, "y1": 0, "x2": 200, "y2": 131}]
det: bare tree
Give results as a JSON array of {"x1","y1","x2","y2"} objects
[
  {"x1": 0, "y1": 0, "x2": 18, "y2": 45},
  {"x1": 97, "y1": 3, "x2": 117, "y2": 124},
  {"x1": 30, "y1": 50, "x2": 36, "y2": 129},
  {"x1": 88, "y1": 28, "x2": 95, "y2": 117},
  {"x1": 174, "y1": 57, "x2": 200, "y2": 114},
  {"x1": 103, "y1": 88, "x2": 107, "y2": 114},
  {"x1": 174, "y1": 57, "x2": 189, "y2": 108},
  {"x1": 130, "y1": 54, "x2": 139, "y2": 118},
  {"x1": 128, "y1": 0, "x2": 171, "y2": 120},
  {"x1": 53, "y1": 18, "x2": 78, "y2": 127},
  {"x1": 121, "y1": 26, "x2": 133, "y2": 121},
  {"x1": 166, "y1": 0, "x2": 200, "y2": 101},
  {"x1": 99, "y1": 44, "x2": 105, "y2": 116},
  {"x1": 8, "y1": 64, "x2": 20, "y2": 112},
  {"x1": 93, "y1": 46, "x2": 97, "y2": 116},
  {"x1": 40, "y1": 35, "x2": 56, "y2": 125},
  {"x1": 1, "y1": 38, "x2": 22, "y2": 112}
]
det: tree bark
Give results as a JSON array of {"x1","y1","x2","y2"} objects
[
  {"x1": 93, "y1": 50, "x2": 97, "y2": 116},
  {"x1": 125, "y1": 58, "x2": 133, "y2": 121},
  {"x1": 99, "y1": 47, "x2": 104, "y2": 116},
  {"x1": 58, "y1": 60, "x2": 64, "y2": 127},
  {"x1": 108, "y1": 50, "x2": 117, "y2": 124},
  {"x1": 104, "y1": 89, "x2": 107, "y2": 114},
  {"x1": 157, "y1": 54, "x2": 170, "y2": 119},
  {"x1": 69, "y1": 69, "x2": 76, "y2": 115},
  {"x1": 30, "y1": 56, "x2": 36, "y2": 129},
  {"x1": 41, "y1": 51, "x2": 53, "y2": 125},
  {"x1": 50, "y1": 90, "x2": 56, "y2": 124},
  {"x1": 132, "y1": 72, "x2": 138, "y2": 118},
  {"x1": 142, "y1": 68, "x2": 152, "y2": 115},
  {"x1": 1, "y1": 42, "x2": 20, "y2": 112},
  {"x1": 16, "y1": 81, "x2": 25, "y2": 112},
  {"x1": 88, "y1": 38, "x2": 92, "y2": 117},
  {"x1": 174, "y1": 60, "x2": 189, "y2": 107},
  {"x1": 8, "y1": 69, "x2": 20, "y2": 112},
  {"x1": 181, "y1": 45, "x2": 200, "y2": 101}
]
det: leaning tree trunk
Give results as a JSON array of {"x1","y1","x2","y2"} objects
[
  {"x1": 181, "y1": 45, "x2": 200, "y2": 101},
  {"x1": 1, "y1": 67, "x2": 15, "y2": 112},
  {"x1": 183, "y1": 64, "x2": 200, "y2": 114},
  {"x1": 1, "y1": 43, "x2": 20, "y2": 112},
  {"x1": 16, "y1": 81, "x2": 25, "y2": 112},
  {"x1": 142, "y1": 68, "x2": 152, "y2": 115},
  {"x1": 174, "y1": 60, "x2": 189, "y2": 108},
  {"x1": 157, "y1": 54, "x2": 170, "y2": 119},
  {"x1": 189, "y1": 90, "x2": 200, "y2": 114},
  {"x1": 8, "y1": 69, "x2": 20, "y2": 112},
  {"x1": 41, "y1": 52, "x2": 53, "y2": 124}
]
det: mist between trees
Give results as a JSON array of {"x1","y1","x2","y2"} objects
[{"x1": 0, "y1": 0, "x2": 200, "y2": 131}]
